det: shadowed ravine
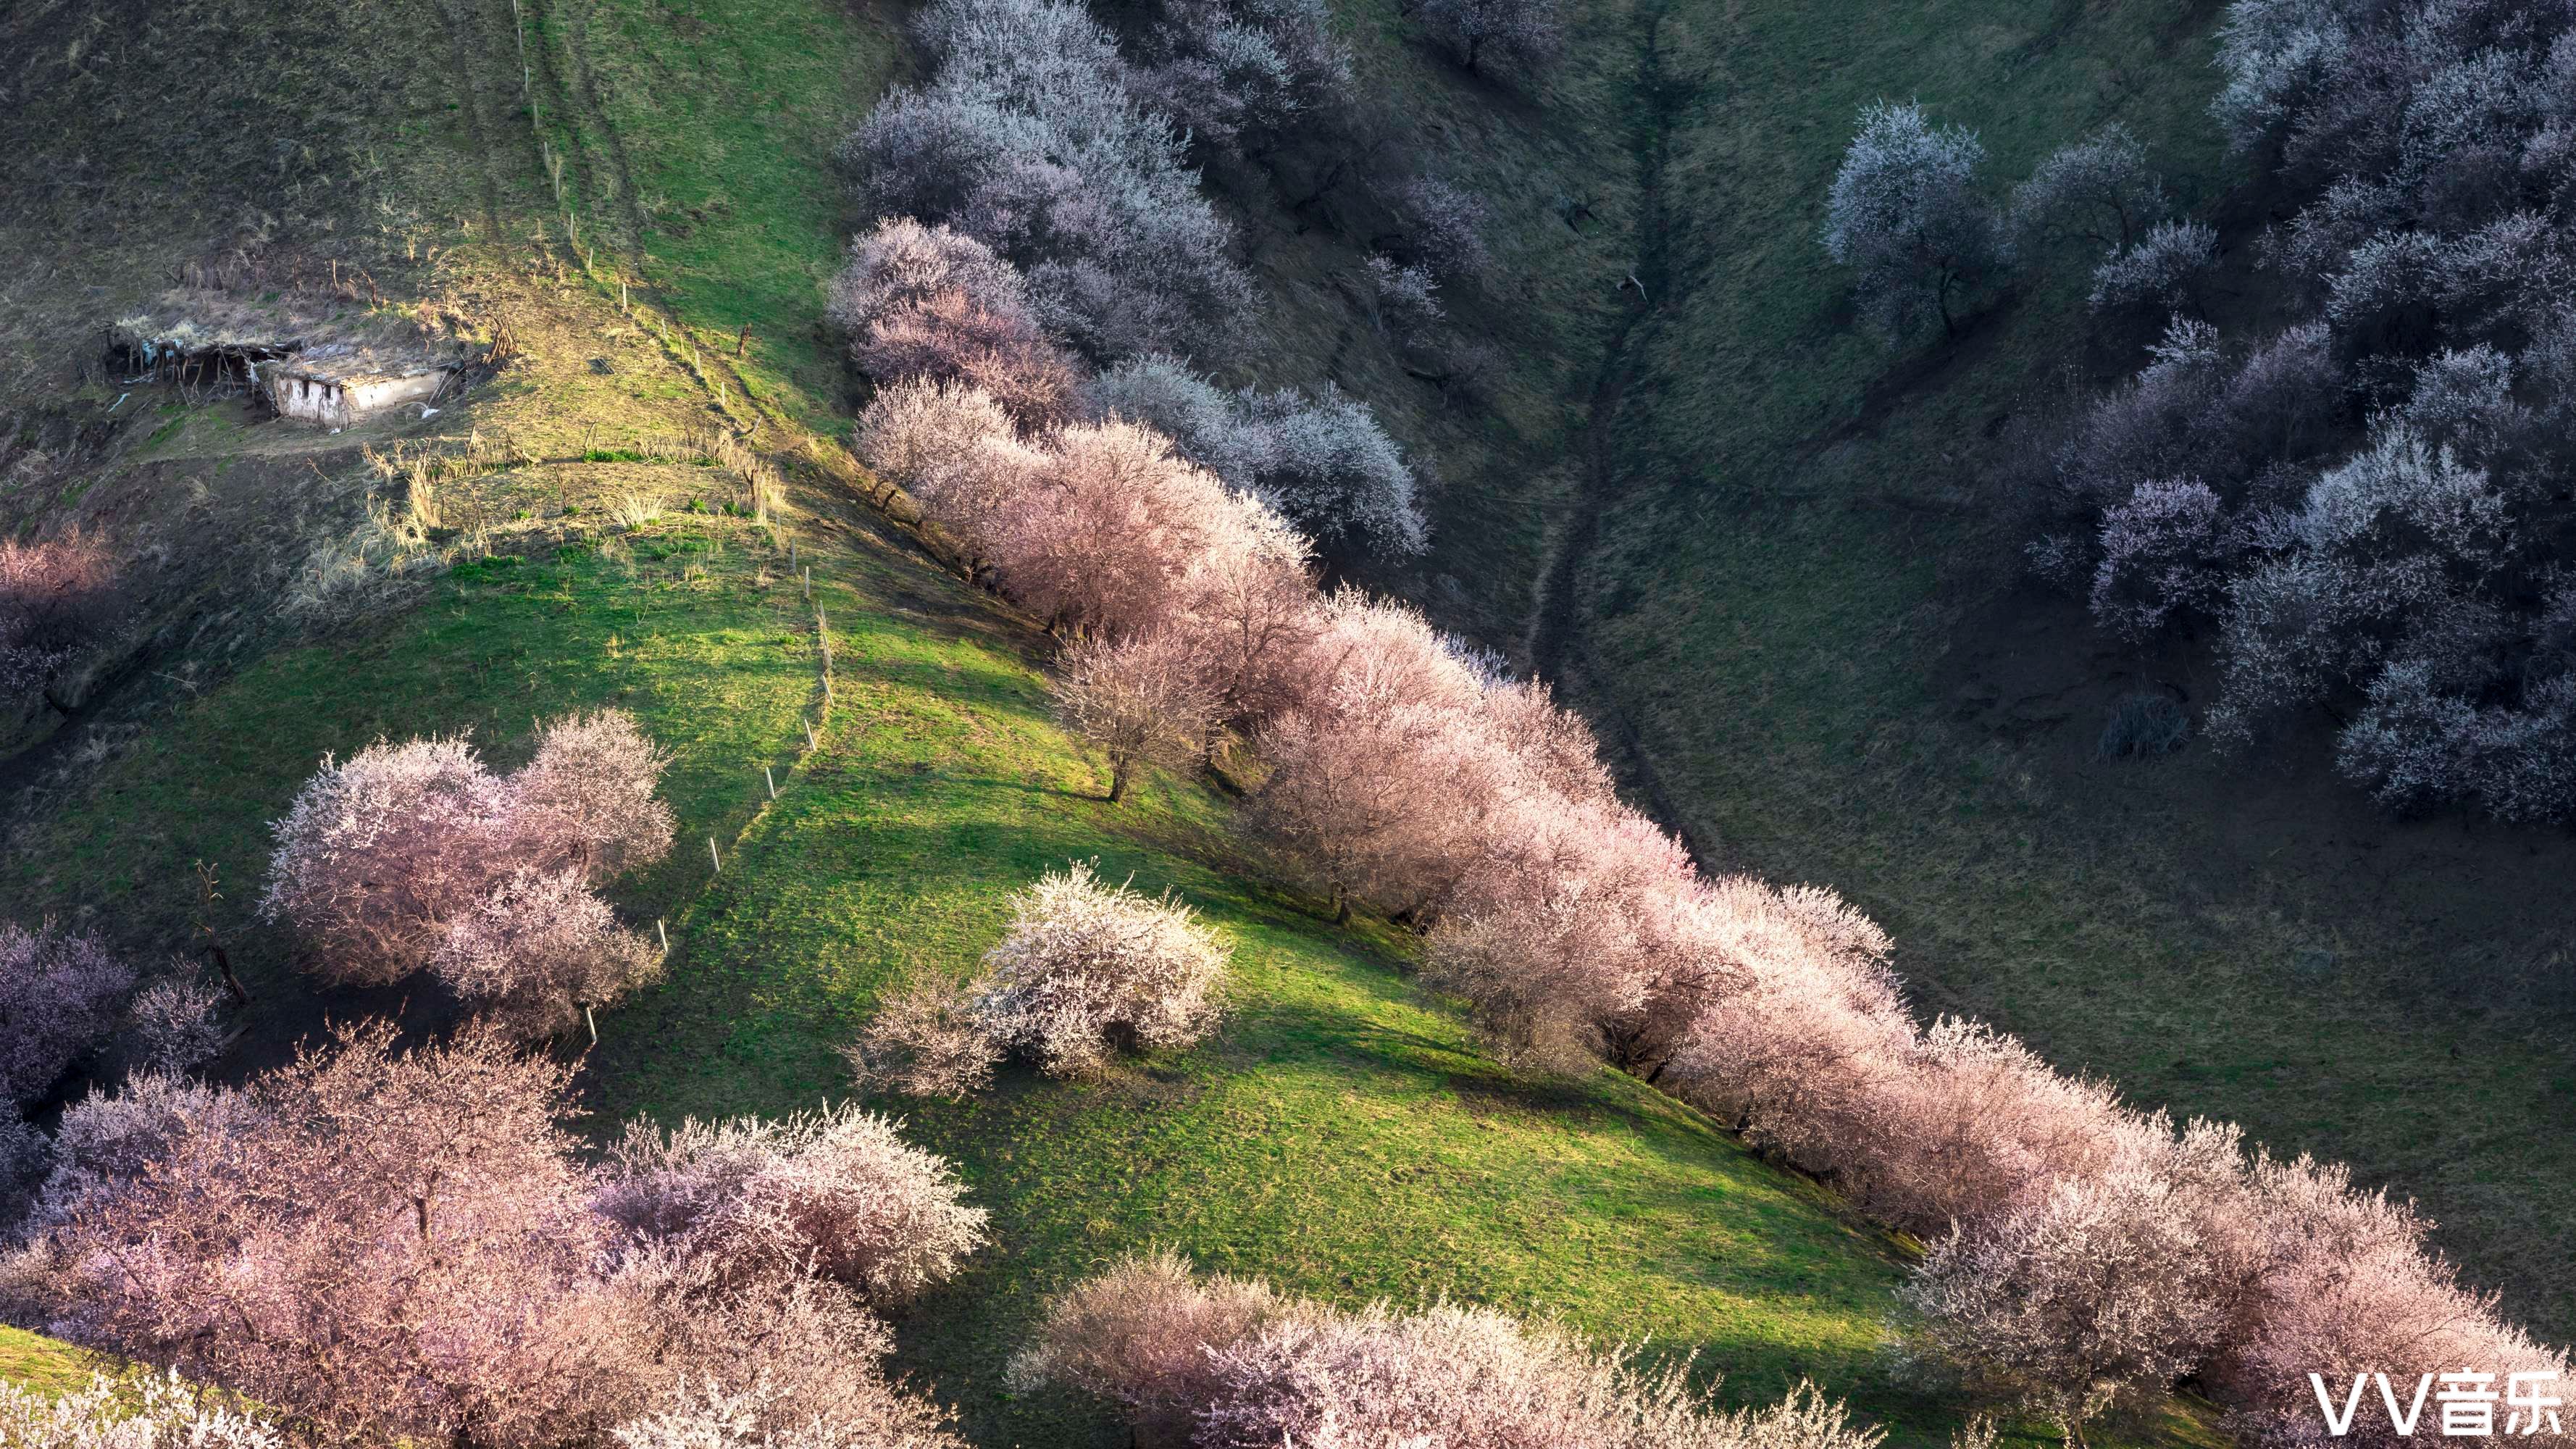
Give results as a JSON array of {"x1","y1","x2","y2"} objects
[{"x1": 1527, "y1": 0, "x2": 1707, "y2": 862}]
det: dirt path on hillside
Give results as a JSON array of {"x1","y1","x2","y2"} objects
[{"x1": 1525, "y1": 0, "x2": 1708, "y2": 859}]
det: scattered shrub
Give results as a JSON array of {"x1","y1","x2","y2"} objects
[
  {"x1": 1823, "y1": 102, "x2": 2006, "y2": 338},
  {"x1": 1400, "y1": 175, "x2": 1494, "y2": 283},
  {"x1": 2089, "y1": 220, "x2": 2218, "y2": 314},
  {"x1": 841, "y1": 970, "x2": 1002, "y2": 1101},
  {"x1": 1363, "y1": 251, "x2": 1444, "y2": 343},
  {"x1": 2010, "y1": 122, "x2": 2169, "y2": 255},
  {"x1": 1408, "y1": 0, "x2": 1563, "y2": 79},
  {"x1": 0, "y1": 922, "x2": 135, "y2": 1108},
  {"x1": 852, "y1": 864, "x2": 1229, "y2": 1093},
  {"x1": 595, "y1": 1104, "x2": 990, "y2": 1305},
  {"x1": 114, "y1": 972, "x2": 228, "y2": 1079},
  {"x1": 2095, "y1": 693, "x2": 2191, "y2": 761},
  {"x1": 0, "y1": 530, "x2": 115, "y2": 696},
  {"x1": 973, "y1": 861, "x2": 1229, "y2": 1078}
]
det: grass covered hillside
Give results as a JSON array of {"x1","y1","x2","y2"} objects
[
  {"x1": 0, "y1": 0, "x2": 2562, "y2": 1440},
  {"x1": 0, "y1": 2, "x2": 2224, "y2": 1447},
  {"x1": 582, "y1": 513, "x2": 1986, "y2": 1446},
  {"x1": 0, "y1": 406, "x2": 2019, "y2": 1444}
]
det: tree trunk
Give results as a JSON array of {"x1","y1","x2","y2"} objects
[
  {"x1": 1107, "y1": 757, "x2": 1131, "y2": 803},
  {"x1": 207, "y1": 942, "x2": 251, "y2": 1007}
]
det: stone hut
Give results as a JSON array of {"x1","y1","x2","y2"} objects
[
  {"x1": 262, "y1": 346, "x2": 451, "y2": 427},
  {"x1": 114, "y1": 290, "x2": 470, "y2": 428}
]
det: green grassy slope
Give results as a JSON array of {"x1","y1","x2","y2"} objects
[
  {"x1": 518, "y1": 0, "x2": 903, "y2": 429},
  {"x1": 0, "y1": 535, "x2": 823, "y2": 998},
  {"x1": 0, "y1": 1327, "x2": 96, "y2": 1397}
]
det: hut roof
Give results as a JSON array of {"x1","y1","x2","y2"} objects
[
  {"x1": 272, "y1": 341, "x2": 449, "y2": 385},
  {"x1": 113, "y1": 287, "x2": 471, "y2": 379}
]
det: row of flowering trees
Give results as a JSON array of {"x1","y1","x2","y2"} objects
[
  {"x1": 842, "y1": 153, "x2": 2571, "y2": 1449},
  {"x1": 833, "y1": 0, "x2": 1434, "y2": 558},
  {"x1": 1011, "y1": 1249, "x2": 1905, "y2": 1449}
]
